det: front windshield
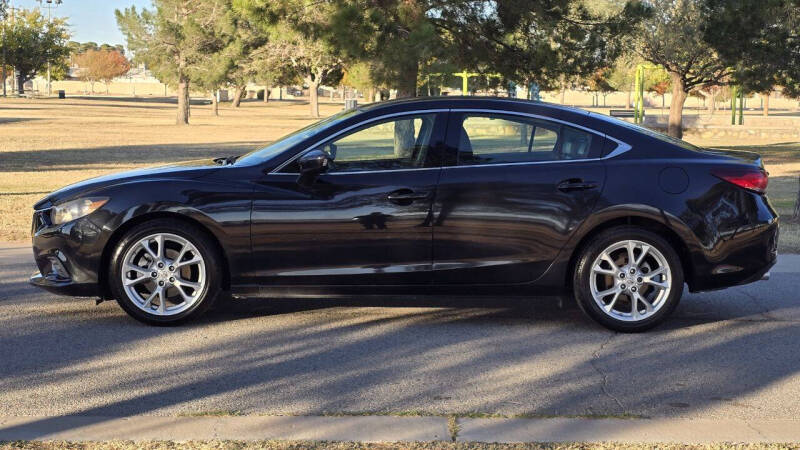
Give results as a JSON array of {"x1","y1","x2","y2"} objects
[{"x1": 235, "y1": 108, "x2": 361, "y2": 166}]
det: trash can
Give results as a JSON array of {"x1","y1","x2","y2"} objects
[
  {"x1": 344, "y1": 98, "x2": 357, "y2": 110},
  {"x1": 57, "y1": 90, "x2": 65, "y2": 99}
]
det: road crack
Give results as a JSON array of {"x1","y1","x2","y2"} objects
[
  {"x1": 590, "y1": 332, "x2": 627, "y2": 415},
  {"x1": 744, "y1": 420, "x2": 769, "y2": 441},
  {"x1": 741, "y1": 290, "x2": 779, "y2": 321}
]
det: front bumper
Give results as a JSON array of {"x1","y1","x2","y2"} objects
[
  {"x1": 29, "y1": 271, "x2": 100, "y2": 297},
  {"x1": 30, "y1": 207, "x2": 112, "y2": 298}
]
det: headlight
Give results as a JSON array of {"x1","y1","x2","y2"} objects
[{"x1": 50, "y1": 197, "x2": 109, "y2": 225}]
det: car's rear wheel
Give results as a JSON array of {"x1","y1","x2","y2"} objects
[
  {"x1": 573, "y1": 226, "x2": 684, "y2": 332},
  {"x1": 109, "y1": 219, "x2": 222, "y2": 325}
]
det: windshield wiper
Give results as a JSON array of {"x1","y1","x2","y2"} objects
[{"x1": 213, "y1": 155, "x2": 240, "y2": 165}]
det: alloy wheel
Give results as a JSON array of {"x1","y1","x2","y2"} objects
[
  {"x1": 120, "y1": 233, "x2": 206, "y2": 316},
  {"x1": 589, "y1": 239, "x2": 672, "y2": 322}
]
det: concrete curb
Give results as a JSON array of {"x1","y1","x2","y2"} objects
[
  {"x1": 457, "y1": 417, "x2": 800, "y2": 443},
  {"x1": 0, "y1": 415, "x2": 450, "y2": 442},
  {"x1": 2, "y1": 416, "x2": 800, "y2": 443}
]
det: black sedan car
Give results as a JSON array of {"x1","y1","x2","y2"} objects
[{"x1": 30, "y1": 97, "x2": 778, "y2": 331}]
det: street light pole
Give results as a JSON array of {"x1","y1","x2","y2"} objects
[
  {"x1": 36, "y1": 0, "x2": 61, "y2": 96},
  {"x1": 2, "y1": 12, "x2": 6, "y2": 98},
  {"x1": 2, "y1": 0, "x2": 12, "y2": 97}
]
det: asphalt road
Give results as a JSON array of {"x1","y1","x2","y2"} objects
[{"x1": 1, "y1": 243, "x2": 798, "y2": 420}]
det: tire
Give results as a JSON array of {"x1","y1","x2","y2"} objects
[
  {"x1": 573, "y1": 226, "x2": 684, "y2": 332},
  {"x1": 108, "y1": 218, "x2": 223, "y2": 325}
]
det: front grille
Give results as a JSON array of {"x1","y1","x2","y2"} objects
[{"x1": 32, "y1": 209, "x2": 51, "y2": 234}]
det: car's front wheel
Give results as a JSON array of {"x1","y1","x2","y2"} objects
[
  {"x1": 108, "y1": 219, "x2": 222, "y2": 325},
  {"x1": 573, "y1": 226, "x2": 684, "y2": 332}
]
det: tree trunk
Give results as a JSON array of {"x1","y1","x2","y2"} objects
[
  {"x1": 367, "y1": 87, "x2": 376, "y2": 104},
  {"x1": 626, "y1": 90, "x2": 632, "y2": 109},
  {"x1": 176, "y1": 75, "x2": 190, "y2": 125},
  {"x1": 559, "y1": 87, "x2": 566, "y2": 104},
  {"x1": 232, "y1": 86, "x2": 245, "y2": 108},
  {"x1": 704, "y1": 90, "x2": 716, "y2": 116},
  {"x1": 393, "y1": 64, "x2": 418, "y2": 157},
  {"x1": 667, "y1": 72, "x2": 687, "y2": 139},
  {"x1": 308, "y1": 76, "x2": 320, "y2": 118},
  {"x1": 17, "y1": 75, "x2": 25, "y2": 95},
  {"x1": 395, "y1": 64, "x2": 418, "y2": 99},
  {"x1": 263, "y1": 85, "x2": 270, "y2": 103},
  {"x1": 762, "y1": 92, "x2": 770, "y2": 116},
  {"x1": 211, "y1": 91, "x2": 219, "y2": 117}
]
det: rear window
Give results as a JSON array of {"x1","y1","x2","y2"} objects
[{"x1": 456, "y1": 113, "x2": 602, "y2": 165}]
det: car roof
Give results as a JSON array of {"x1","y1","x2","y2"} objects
[
  {"x1": 352, "y1": 96, "x2": 697, "y2": 156},
  {"x1": 356, "y1": 96, "x2": 591, "y2": 116}
]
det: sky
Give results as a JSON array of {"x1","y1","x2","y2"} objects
[{"x1": 12, "y1": 0, "x2": 153, "y2": 47}]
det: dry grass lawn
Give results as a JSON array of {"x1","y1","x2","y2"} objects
[
  {"x1": 1, "y1": 96, "x2": 798, "y2": 252},
  {"x1": 0, "y1": 96, "x2": 342, "y2": 241}
]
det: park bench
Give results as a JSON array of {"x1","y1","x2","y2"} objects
[{"x1": 609, "y1": 109, "x2": 641, "y2": 118}]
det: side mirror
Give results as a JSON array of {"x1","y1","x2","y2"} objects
[{"x1": 297, "y1": 149, "x2": 332, "y2": 186}]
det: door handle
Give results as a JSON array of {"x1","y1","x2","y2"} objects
[
  {"x1": 556, "y1": 178, "x2": 599, "y2": 192},
  {"x1": 387, "y1": 189, "x2": 431, "y2": 204}
]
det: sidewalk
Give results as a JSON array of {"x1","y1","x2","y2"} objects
[{"x1": 2, "y1": 415, "x2": 800, "y2": 443}]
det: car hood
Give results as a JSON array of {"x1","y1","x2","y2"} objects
[{"x1": 34, "y1": 159, "x2": 221, "y2": 209}]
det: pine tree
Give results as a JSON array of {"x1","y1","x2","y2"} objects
[{"x1": 116, "y1": 0, "x2": 227, "y2": 125}]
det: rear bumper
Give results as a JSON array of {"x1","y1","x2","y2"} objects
[{"x1": 688, "y1": 219, "x2": 778, "y2": 292}]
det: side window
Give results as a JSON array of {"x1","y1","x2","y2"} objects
[
  {"x1": 456, "y1": 114, "x2": 598, "y2": 165},
  {"x1": 281, "y1": 113, "x2": 439, "y2": 173}
]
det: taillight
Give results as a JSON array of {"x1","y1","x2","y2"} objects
[{"x1": 712, "y1": 167, "x2": 768, "y2": 194}]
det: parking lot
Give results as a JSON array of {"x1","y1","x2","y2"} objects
[{"x1": 1, "y1": 242, "x2": 799, "y2": 421}]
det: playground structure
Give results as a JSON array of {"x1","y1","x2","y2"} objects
[{"x1": 426, "y1": 70, "x2": 541, "y2": 101}]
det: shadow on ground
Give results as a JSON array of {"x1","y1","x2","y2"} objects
[{"x1": 0, "y1": 247, "x2": 799, "y2": 439}]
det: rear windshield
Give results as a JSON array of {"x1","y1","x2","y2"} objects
[{"x1": 590, "y1": 112, "x2": 700, "y2": 151}]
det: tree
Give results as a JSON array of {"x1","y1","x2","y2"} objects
[
  {"x1": 73, "y1": 49, "x2": 130, "y2": 94},
  {"x1": 239, "y1": 0, "x2": 645, "y2": 102},
  {"x1": 116, "y1": 1, "x2": 227, "y2": 125},
  {"x1": 648, "y1": 79, "x2": 669, "y2": 112},
  {"x1": 341, "y1": 61, "x2": 375, "y2": 101},
  {"x1": 703, "y1": 0, "x2": 800, "y2": 117},
  {"x1": 607, "y1": 54, "x2": 639, "y2": 108},
  {"x1": 461, "y1": 0, "x2": 647, "y2": 95},
  {"x1": 583, "y1": 68, "x2": 615, "y2": 107},
  {"x1": 2, "y1": 8, "x2": 69, "y2": 94},
  {"x1": 636, "y1": 0, "x2": 732, "y2": 138},
  {"x1": 233, "y1": 2, "x2": 342, "y2": 117},
  {"x1": 250, "y1": 48, "x2": 298, "y2": 104}
]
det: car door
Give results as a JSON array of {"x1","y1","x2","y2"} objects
[
  {"x1": 432, "y1": 110, "x2": 606, "y2": 284},
  {"x1": 250, "y1": 111, "x2": 448, "y2": 285}
]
